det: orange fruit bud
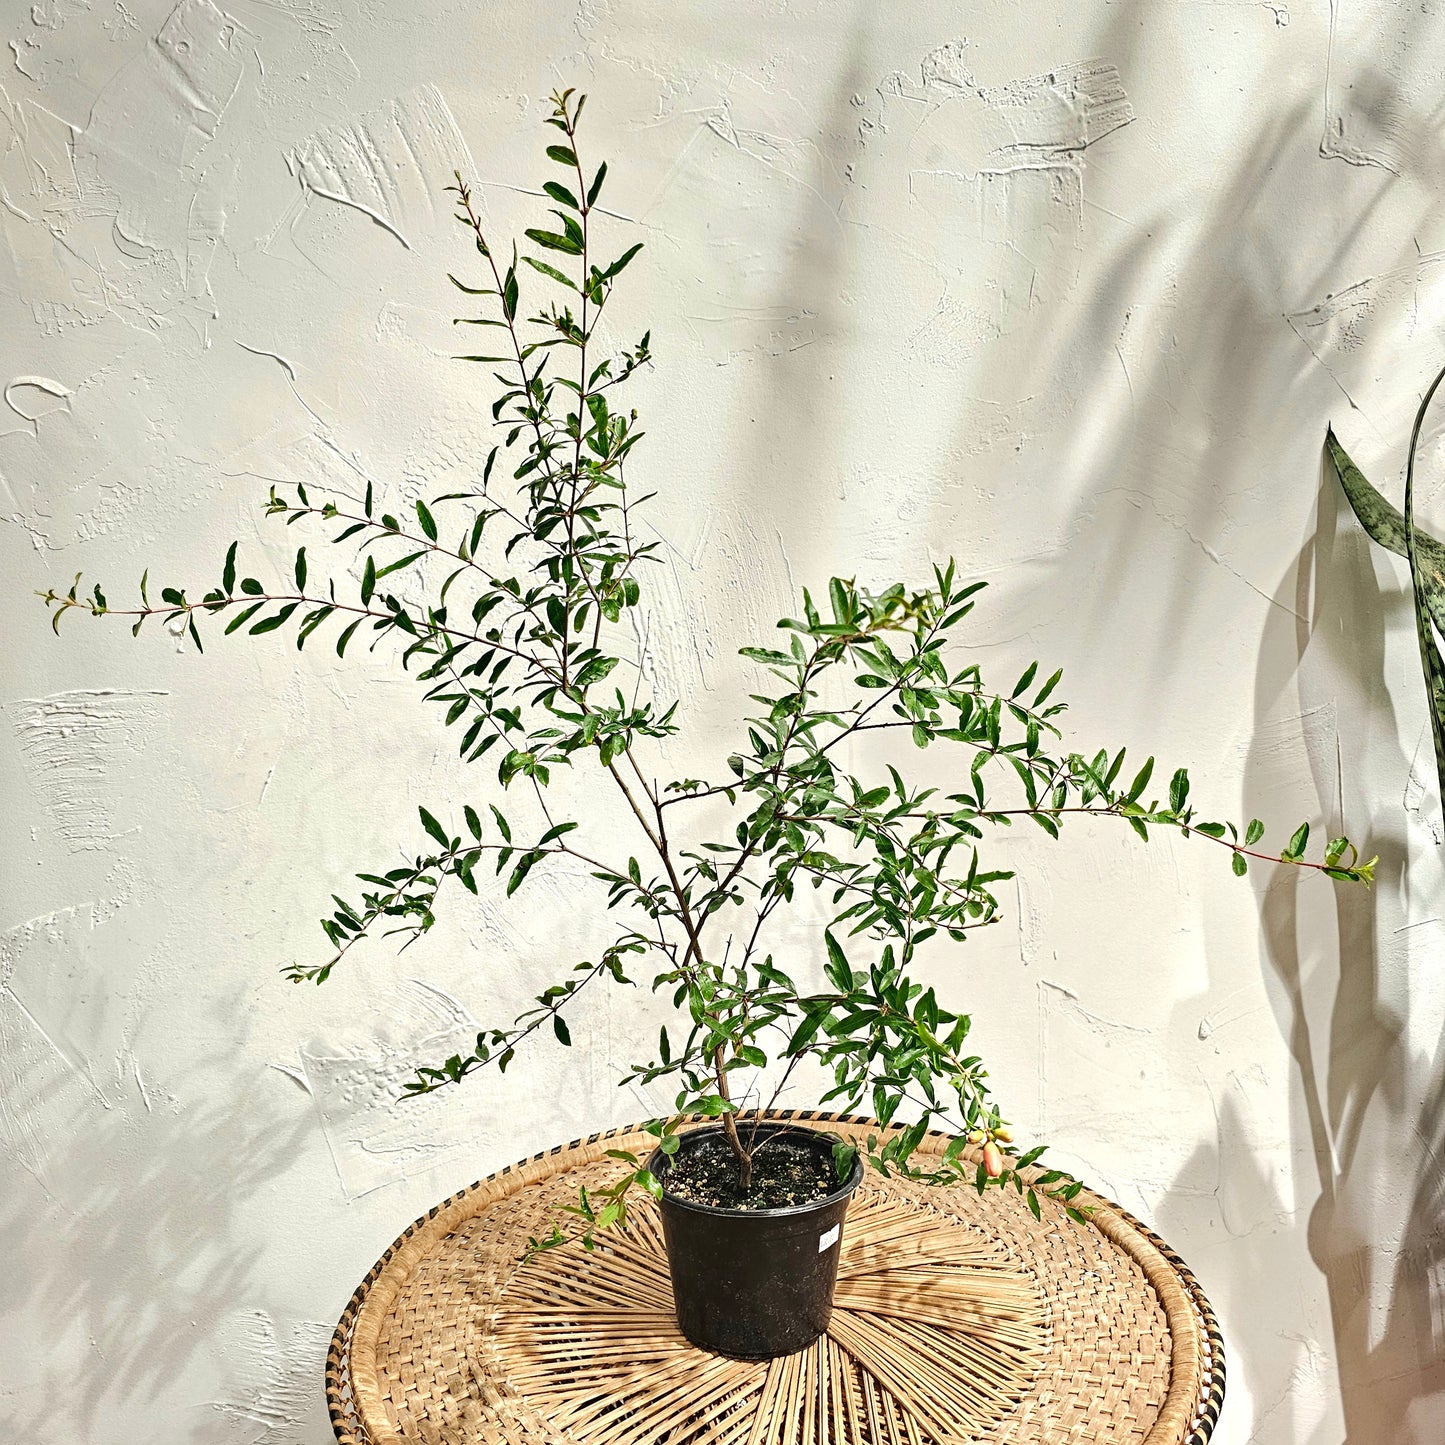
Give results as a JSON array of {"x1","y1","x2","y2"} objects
[
  {"x1": 967, "y1": 1129, "x2": 985, "y2": 1145},
  {"x1": 992, "y1": 1126, "x2": 1013, "y2": 1144},
  {"x1": 983, "y1": 1141, "x2": 1004, "y2": 1178}
]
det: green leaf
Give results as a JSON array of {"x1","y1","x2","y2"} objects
[
  {"x1": 294, "y1": 547, "x2": 307, "y2": 591},
  {"x1": 1327, "y1": 427, "x2": 1445, "y2": 634},
  {"x1": 224, "y1": 601, "x2": 263, "y2": 635},
  {"x1": 1244, "y1": 818, "x2": 1264, "y2": 846},
  {"x1": 1034, "y1": 668, "x2": 1063, "y2": 707},
  {"x1": 1012, "y1": 661, "x2": 1038, "y2": 698},
  {"x1": 546, "y1": 144, "x2": 578, "y2": 166},
  {"x1": 1169, "y1": 767, "x2": 1189, "y2": 813},
  {"x1": 222, "y1": 542, "x2": 237, "y2": 595},
  {"x1": 507, "y1": 852, "x2": 538, "y2": 896},
  {"x1": 361, "y1": 555, "x2": 376, "y2": 605},
  {"x1": 250, "y1": 603, "x2": 298, "y2": 635},
  {"x1": 824, "y1": 930, "x2": 853, "y2": 989},
  {"x1": 240, "y1": 577, "x2": 263, "y2": 596},
  {"x1": 1330, "y1": 411, "x2": 1445, "y2": 816},
  {"x1": 503, "y1": 268, "x2": 519, "y2": 322},
  {"x1": 416, "y1": 499, "x2": 438, "y2": 541},
  {"x1": 1232, "y1": 851, "x2": 1248, "y2": 877},
  {"x1": 377, "y1": 555, "x2": 427, "y2": 589},
  {"x1": 419, "y1": 807, "x2": 450, "y2": 848},
  {"x1": 1402, "y1": 366, "x2": 1445, "y2": 816},
  {"x1": 576, "y1": 655, "x2": 619, "y2": 688},
  {"x1": 464, "y1": 805, "x2": 482, "y2": 840},
  {"x1": 543, "y1": 180, "x2": 580, "y2": 211},
  {"x1": 554, "y1": 1015, "x2": 571, "y2": 1046},
  {"x1": 296, "y1": 604, "x2": 333, "y2": 648},
  {"x1": 788, "y1": 1007, "x2": 826, "y2": 1054},
  {"x1": 522, "y1": 255, "x2": 576, "y2": 291},
  {"x1": 1029, "y1": 811, "x2": 1059, "y2": 839},
  {"x1": 586, "y1": 161, "x2": 607, "y2": 206},
  {"x1": 603, "y1": 242, "x2": 643, "y2": 280},
  {"x1": 1125, "y1": 757, "x2": 1154, "y2": 805},
  {"x1": 525, "y1": 227, "x2": 583, "y2": 256},
  {"x1": 1282, "y1": 821, "x2": 1309, "y2": 862},
  {"x1": 336, "y1": 617, "x2": 363, "y2": 656},
  {"x1": 447, "y1": 273, "x2": 492, "y2": 295}
]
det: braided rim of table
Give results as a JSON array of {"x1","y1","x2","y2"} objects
[{"x1": 326, "y1": 1110, "x2": 1225, "y2": 1445}]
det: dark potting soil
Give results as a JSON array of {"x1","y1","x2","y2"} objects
[{"x1": 662, "y1": 1134, "x2": 842, "y2": 1210}]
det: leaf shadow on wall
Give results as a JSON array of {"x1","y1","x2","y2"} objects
[
  {"x1": 726, "y1": 17, "x2": 1444, "y2": 1436},
  {"x1": 695, "y1": 13, "x2": 874, "y2": 622},
  {"x1": 1240, "y1": 479, "x2": 1444, "y2": 1442},
  {"x1": 911, "y1": 6, "x2": 1445, "y2": 1430},
  {"x1": 679, "y1": 0, "x2": 1445, "y2": 1430},
  {"x1": 926, "y1": 0, "x2": 1431, "y2": 678},
  {"x1": 0, "y1": 1043, "x2": 318, "y2": 1443}
]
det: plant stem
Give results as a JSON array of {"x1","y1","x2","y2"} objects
[{"x1": 713, "y1": 1042, "x2": 753, "y2": 1191}]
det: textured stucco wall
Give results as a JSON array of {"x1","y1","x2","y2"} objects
[{"x1": 5, "y1": 1, "x2": 1445, "y2": 1440}]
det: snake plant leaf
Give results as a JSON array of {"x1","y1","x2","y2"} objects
[
  {"x1": 1326, "y1": 427, "x2": 1445, "y2": 635},
  {"x1": 1327, "y1": 409, "x2": 1445, "y2": 813},
  {"x1": 1403, "y1": 362, "x2": 1445, "y2": 814}
]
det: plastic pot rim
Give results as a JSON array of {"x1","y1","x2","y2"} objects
[{"x1": 645, "y1": 1121, "x2": 865, "y2": 1220}]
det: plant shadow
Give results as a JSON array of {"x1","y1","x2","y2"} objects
[
  {"x1": 1245, "y1": 480, "x2": 1445, "y2": 1442},
  {"x1": 0, "y1": 1044, "x2": 323, "y2": 1444},
  {"x1": 899, "y1": 0, "x2": 1445, "y2": 1430}
]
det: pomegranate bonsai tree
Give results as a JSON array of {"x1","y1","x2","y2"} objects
[{"x1": 42, "y1": 89, "x2": 1373, "y2": 1249}]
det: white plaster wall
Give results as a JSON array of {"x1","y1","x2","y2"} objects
[{"x1": 5, "y1": 1, "x2": 1445, "y2": 1439}]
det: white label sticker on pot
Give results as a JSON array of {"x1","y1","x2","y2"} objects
[{"x1": 818, "y1": 1224, "x2": 840, "y2": 1253}]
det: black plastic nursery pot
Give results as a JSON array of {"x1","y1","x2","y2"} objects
[{"x1": 646, "y1": 1122, "x2": 865, "y2": 1359}]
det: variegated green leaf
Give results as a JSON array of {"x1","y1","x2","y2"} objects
[
  {"x1": 1326, "y1": 427, "x2": 1445, "y2": 634},
  {"x1": 1403, "y1": 364, "x2": 1445, "y2": 814}
]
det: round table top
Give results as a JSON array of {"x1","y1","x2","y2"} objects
[{"x1": 326, "y1": 1111, "x2": 1224, "y2": 1445}]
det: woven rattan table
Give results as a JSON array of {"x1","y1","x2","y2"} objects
[{"x1": 327, "y1": 1111, "x2": 1224, "y2": 1445}]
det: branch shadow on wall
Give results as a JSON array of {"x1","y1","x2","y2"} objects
[
  {"x1": 0, "y1": 1037, "x2": 321, "y2": 1444},
  {"x1": 905, "y1": 4, "x2": 1445, "y2": 1431}
]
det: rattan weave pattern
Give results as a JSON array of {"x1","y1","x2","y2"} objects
[{"x1": 327, "y1": 1111, "x2": 1224, "y2": 1445}]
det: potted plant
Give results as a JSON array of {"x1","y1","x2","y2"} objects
[{"x1": 40, "y1": 89, "x2": 1373, "y2": 1361}]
